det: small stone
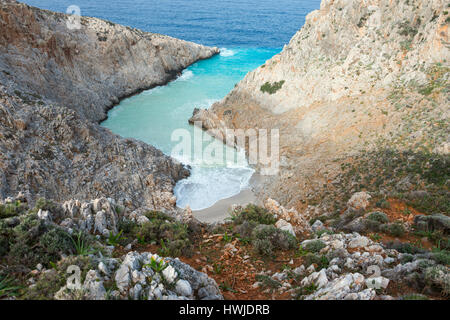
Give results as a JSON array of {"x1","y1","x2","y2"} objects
[
  {"x1": 311, "y1": 220, "x2": 325, "y2": 232},
  {"x1": 162, "y1": 265, "x2": 177, "y2": 284},
  {"x1": 98, "y1": 262, "x2": 109, "y2": 276},
  {"x1": 275, "y1": 219, "x2": 296, "y2": 236},
  {"x1": 175, "y1": 279, "x2": 192, "y2": 297},
  {"x1": 293, "y1": 265, "x2": 305, "y2": 276},
  {"x1": 306, "y1": 264, "x2": 316, "y2": 274},
  {"x1": 365, "y1": 276, "x2": 389, "y2": 289},
  {"x1": 348, "y1": 236, "x2": 370, "y2": 248},
  {"x1": 316, "y1": 270, "x2": 328, "y2": 288},
  {"x1": 384, "y1": 257, "x2": 395, "y2": 265},
  {"x1": 347, "y1": 192, "x2": 371, "y2": 210},
  {"x1": 37, "y1": 209, "x2": 52, "y2": 222},
  {"x1": 115, "y1": 265, "x2": 131, "y2": 292}
]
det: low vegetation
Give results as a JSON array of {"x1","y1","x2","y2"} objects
[{"x1": 260, "y1": 80, "x2": 285, "y2": 94}]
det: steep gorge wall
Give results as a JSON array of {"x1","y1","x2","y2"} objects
[
  {"x1": 0, "y1": 0, "x2": 218, "y2": 122},
  {"x1": 0, "y1": 1, "x2": 218, "y2": 210},
  {"x1": 191, "y1": 0, "x2": 449, "y2": 211}
]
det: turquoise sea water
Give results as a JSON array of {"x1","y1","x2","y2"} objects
[
  {"x1": 102, "y1": 48, "x2": 279, "y2": 210},
  {"x1": 23, "y1": 0, "x2": 321, "y2": 209}
]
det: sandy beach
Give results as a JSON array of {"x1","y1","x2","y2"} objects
[{"x1": 192, "y1": 173, "x2": 263, "y2": 224}]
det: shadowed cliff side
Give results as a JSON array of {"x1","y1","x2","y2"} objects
[{"x1": 0, "y1": 0, "x2": 219, "y2": 210}]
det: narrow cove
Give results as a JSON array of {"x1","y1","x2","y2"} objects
[{"x1": 101, "y1": 47, "x2": 280, "y2": 211}]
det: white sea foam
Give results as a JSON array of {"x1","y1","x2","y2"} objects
[
  {"x1": 141, "y1": 86, "x2": 163, "y2": 95},
  {"x1": 174, "y1": 164, "x2": 254, "y2": 211},
  {"x1": 177, "y1": 69, "x2": 194, "y2": 81},
  {"x1": 220, "y1": 48, "x2": 235, "y2": 57}
]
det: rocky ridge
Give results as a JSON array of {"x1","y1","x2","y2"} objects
[
  {"x1": 0, "y1": 84, "x2": 188, "y2": 210},
  {"x1": 0, "y1": 0, "x2": 219, "y2": 122}
]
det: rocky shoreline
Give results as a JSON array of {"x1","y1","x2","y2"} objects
[
  {"x1": 1, "y1": 191, "x2": 448, "y2": 300},
  {"x1": 190, "y1": 0, "x2": 449, "y2": 212},
  {"x1": 0, "y1": 0, "x2": 219, "y2": 123}
]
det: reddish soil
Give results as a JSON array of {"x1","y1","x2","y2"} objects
[{"x1": 110, "y1": 199, "x2": 443, "y2": 300}]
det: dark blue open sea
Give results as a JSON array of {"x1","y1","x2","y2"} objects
[
  {"x1": 23, "y1": 0, "x2": 320, "y2": 47},
  {"x1": 23, "y1": 0, "x2": 321, "y2": 210}
]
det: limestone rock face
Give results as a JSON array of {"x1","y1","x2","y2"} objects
[
  {"x1": 0, "y1": 1, "x2": 218, "y2": 209},
  {"x1": 0, "y1": 0, "x2": 219, "y2": 122},
  {"x1": 190, "y1": 0, "x2": 449, "y2": 210},
  {"x1": 0, "y1": 87, "x2": 189, "y2": 210}
]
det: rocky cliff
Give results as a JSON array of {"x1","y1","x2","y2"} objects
[
  {"x1": 0, "y1": 0, "x2": 218, "y2": 122},
  {"x1": 0, "y1": 0, "x2": 218, "y2": 210},
  {"x1": 191, "y1": 0, "x2": 449, "y2": 213}
]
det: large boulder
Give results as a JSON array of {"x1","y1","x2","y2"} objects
[{"x1": 414, "y1": 214, "x2": 450, "y2": 235}]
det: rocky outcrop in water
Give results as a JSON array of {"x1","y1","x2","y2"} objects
[
  {"x1": 190, "y1": 0, "x2": 449, "y2": 212},
  {"x1": 0, "y1": 0, "x2": 219, "y2": 122},
  {"x1": 0, "y1": 0, "x2": 218, "y2": 209}
]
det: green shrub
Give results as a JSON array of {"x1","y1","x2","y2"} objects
[
  {"x1": 367, "y1": 211, "x2": 389, "y2": 223},
  {"x1": 231, "y1": 204, "x2": 276, "y2": 226},
  {"x1": 255, "y1": 275, "x2": 281, "y2": 290},
  {"x1": 0, "y1": 221, "x2": 12, "y2": 257},
  {"x1": 401, "y1": 294, "x2": 429, "y2": 300},
  {"x1": 295, "y1": 283, "x2": 318, "y2": 299},
  {"x1": 136, "y1": 211, "x2": 193, "y2": 257},
  {"x1": 235, "y1": 220, "x2": 259, "y2": 239},
  {"x1": 7, "y1": 213, "x2": 75, "y2": 268},
  {"x1": 106, "y1": 230, "x2": 126, "y2": 247},
  {"x1": 424, "y1": 265, "x2": 450, "y2": 295},
  {"x1": 34, "y1": 198, "x2": 57, "y2": 212},
  {"x1": 375, "y1": 199, "x2": 391, "y2": 209},
  {"x1": 386, "y1": 241, "x2": 424, "y2": 255},
  {"x1": 364, "y1": 219, "x2": 382, "y2": 232},
  {"x1": 381, "y1": 222, "x2": 406, "y2": 237},
  {"x1": 303, "y1": 240, "x2": 326, "y2": 253},
  {"x1": 21, "y1": 255, "x2": 94, "y2": 300},
  {"x1": 0, "y1": 201, "x2": 28, "y2": 219},
  {"x1": 251, "y1": 225, "x2": 297, "y2": 257},
  {"x1": 315, "y1": 229, "x2": 334, "y2": 237},
  {"x1": 253, "y1": 238, "x2": 275, "y2": 257},
  {"x1": 400, "y1": 253, "x2": 414, "y2": 263},
  {"x1": 70, "y1": 231, "x2": 96, "y2": 256},
  {"x1": 431, "y1": 250, "x2": 450, "y2": 265},
  {"x1": 303, "y1": 253, "x2": 329, "y2": 270},
  {"x1": 40, "y1": 226, "x2": 75, "y2": 257},
  {"x1": 260, "y1": 80, "x2": 285, "y2": 94},
  {"x1": 0, "y1": 275, "x2": 20, "y2": 298}
]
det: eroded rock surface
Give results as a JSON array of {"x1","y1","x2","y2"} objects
[{"x1": 0, "y1": 1, "x2": 219, "y2": 209}]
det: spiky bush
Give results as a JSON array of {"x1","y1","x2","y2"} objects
[{"x1": 135, "y1": 211, "x2": 193, "y2": 257}]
